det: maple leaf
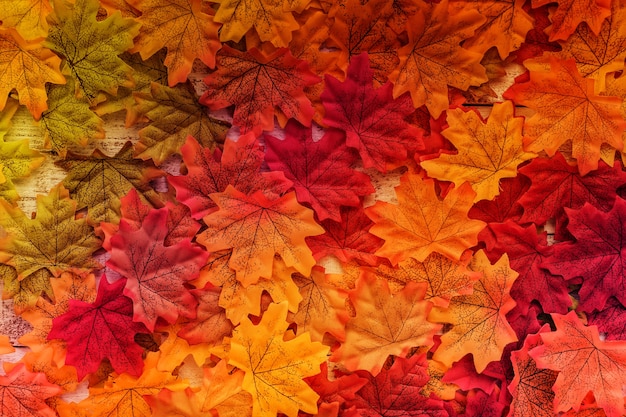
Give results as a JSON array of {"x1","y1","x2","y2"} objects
[
  {"x1": 2, "y1": 266, "x2": 54, "y2": 313},
  {"x1": 531, "y1": 0, "x2": 611, "y2": 41},
  {"x1": 0, "y1": 136, "x2": 44, "y2": 203},
  {"x1": 191, "y1": 359, "x2": 253, "y2": 417},
  {"x1": 363, "y1": 251, "x2": 481, "y2": 308},
  {"x1": 40, "y1": 79, "x2": 105, "y2": 155},
  {"x1": 0, "y1": 363, "x2": 61, "y2": 417},
  {"x1": 0, "y1": 184, "x2": 100, "y2": 280},
  {"x1": 345, "y1": 353, "x2": 448, "y2": 417},
  {"x1": 508, "y1": 329, "x2": 559, "y2": 417},
  {"x1": 332, "y1": 276, "x2": 440, "y2": 375},
  {"x1": 504, "y1": 58, "x2": 626, "y2": 175},
  {"x1": 132, "y1": 82, "x2": 230, "y2": 166},
  {"x1": 305, "y1": 206, "x2": 384, "y2": 266},
  {"x1": 422, "y1": 101, "x2": 535, "y2": 202},
  {"x1": 128, "y1": 0, "x2": 220, "y2": 85},
  {"x1": 177, "y1": 284, "x2": 233, "y2": 345},
  {"x1": 451, "y1": 0, "x2": 534, "y2": 59},
  {"x1": 291, "y1": 267, "x2": 349, "y2": 342},
  {"x1": 321, "y1": 52, "x2": 423, "y2": 172},
  {"x1": 543, "y1": 198, "x2": 626, "y2": 312},
  {"x1": 304, "y1": 361, "x2": 368, "y2": 417},
  {"x1": 264, "y1": 121, "x2": 374, "y2": 221},
  {"x1": 197, "y1": 186, "x2": 324, "y2": 286},
  {"x1": 107, "y1": 208, "x2": 208, "y2": 331},
  {"x1": 0, "y1": 0, "x2": 52, "y2": 39},
  {"x1": 586, "y1": 297, "x2": 626, "y2": 341},
  {"x1": 430, "y1": 250, "x2": 518, "y2": 372},
  {"x1": 212, "y1": 0, "x2": 310, "y2": 47},
  {"x1": 47, "y1": 276, "x2": 149, "y2": 380},
  {"x1": 44, "y1": 0, "x2": 140, "y2": 104},
  {"x1": 56, "y1": 142, "x2": 164, "y2": 225},
  {"x1": 0, "y1": 28, "x2": 65, "y2": 119},
  {"x1": 531, "y1": 311, "x2": 626, "y2": 417},
  {"x1": 483, "y1": 221, "x2": 571, "y2": 317},
  {"x1": 468, "y1": 174, "x2": 530, "y2": 224},
  {"x1": 150, "y1": 324, "x2": 214, "y2": 372},
  {"x1": 366, "y1": 171, "x2": 486, "y2": 264},
  {"x1": 547, "y1": 1, "x2": 626, "y2": 93},
  {"x1": 389, "y1": 0, "x2": 487, "y2": 117},
  {"x1": 228, "y1": 301, "x2": 329, "y2": 417},
  {"x1": 169, "y1": 134, "x2": 290, "y2": 220},
  {"x1": 201, "y1": 46, "x2": 319, "y2": 136}
]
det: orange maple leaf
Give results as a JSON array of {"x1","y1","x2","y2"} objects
[
  {"x1": 228, "y1": 302, "x2": 329, "y2": 417},
  {"x1": 531, "y1": 0, "x2": 611, "y2": 41},
  {"x1": 531, "y1": 311, "x2": 626, "y2": 417},
  {"x1": 389, "y1": 0, "x2": 487, "y2": 117},
  {"x1": 504, "y1": 58, "x2": 626, "y2": 175},
  {"x1": 0, "y1": 363, "x2": 61, "y2": 417},
  {"x1": 198, "y1": 186, "x2": 324, "y2": 286},
  {"x1": 201, "y1": 46, "x2": 319, "y2": 135},
  {"x1": 421, "y1": 101, "x2": 536, "y2": 202},
  {"x1": 0, "y1": 28, "x2": 64, "y2": 119},
  {"x1": 331, "y1": 276, "x2": 440, "y2": 375},
  {"x1": 430, "y1": 250, "x2": 518, "y2": 373},
  {"x1": 366, "y1": 172, "x2": 485, "y2": 265},
  {"x1": 128, "y1": 0, "x2": 221, "y2": 85}
]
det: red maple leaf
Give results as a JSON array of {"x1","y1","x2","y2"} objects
[
  {"x1": 321, "y1": 52, "x2": 423, "y2": 172},
  {"x1": 305, "y1": 205, "x2": 384, "y2": 266},
  {"x1": 468, "y1": 174, "x2": 530, "y2": 225},
  {"x1": 304, "y1": 362, "x2": 368, "y2": 417},
  {"x1": 264, "y1": 121, "x2": 374, "y2": 222},
  {"x1": 586, "y1": 297, "x2": 626, "y2": 341},
  {"x1": 345, "y1": 353, "x2": 448, "y2": 417},
  {"x1": 168, "y1": 134, "x2": 291, "y2": 220},
  {"x1": 107, "y1": 208, "x2": 208, "y2": 331},
  {"x1": 482, "y1": 221, "x2": 571, "y2": 318},
  {"x1": 543, "y1": 197, "x2": 626, "y2": 312},
  {"x1": 0, "y1": 363, "x2": 61, "y2": 417},
  {"x1": 517, "y1": 154, "x2": 626, "y2": 238},
  {"x1": 47, "y1": 276, "x2": 149, "y2": 379}
]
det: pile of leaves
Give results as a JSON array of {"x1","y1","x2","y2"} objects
[{"x1": 0, "y1": 0, "x2": 625, "y2": 416}]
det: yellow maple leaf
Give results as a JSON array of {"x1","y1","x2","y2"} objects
[
  {"x1": 421, "y1": 101, "x2": 536, "y2": 202},
  {"x1": 0, "y1": 28, "x2": 65, "y2": 119},
  {"x1": 0, "y1": 0, "x2": 52, "y2": 39},
  {"x1": 228, "y1": 302, "x2": 329, "y2": 417},
  {"x1": 0, "y1": 136, "x2": 44, "y2": 203}
]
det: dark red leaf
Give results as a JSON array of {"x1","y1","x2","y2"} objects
[{"x1": 587, "y1": 297, "x2": 626, "y2": 341}]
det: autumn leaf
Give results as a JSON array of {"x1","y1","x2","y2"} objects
[
  {"x1": 0, "y1": 28, "x2": 65, "y2": 118},
  {"x1": 201, "y1": 46, "x2": 319, "y2": 136},
  {"x1": 150, "y1": 324, "x2": 214, "y2": 372},
  {"x1": 586, "y1": 297, "x2": 626, "y2": 341},
  {"x1": 44, "y1": 0, "x2": 140, "y2": 104},
  {"x1": 0, "y1": 136, "x2": 45, "y2": 203},
  {"x1": 128, "y1": 0, "x2": 220, "y2": 85},
  {"x1": 40, "y1": 79, "x2": 105, "y2": 155},
  {"x1": 366, "y1": 171, "x2": 486, "y2": 264},
  {"x1": 543, "y1": 198, "x2": 626, "y2": 312},
  {"x1": 531, "y1": 311, "x2": 626, "y2": 417},
  {"x1": 0, "y1": 0, "x2": 52, "y2": 39},
  {"x1": 508, "y1": 329, "x2": 559, "y2": 417},
  {"x1": 430, "y1": 250, "x2": 518, "y2": 373},
  {"x1": 212, "y1": 0, "x2": 311, "y2": 47},
  {"x1": 132, "y1": 82, "x2": 230, "y2": 165},
  {"x1": 346, "y1": 353, "x2": 448, "y2": 417},
  {"x1": 176, "y1": 284, "x2": 233, "y2": 346},
  {"x1": 0, "y1": 184, "x2": 100, "y2": 280},
  {"x1": 192, "y1": 359, "x2": 253, "y2": 417},
  {"x1": 2, "y1": 266, "x2": 54, "y2": 313},
  {"x1": 321, "y1": 52, "x2": 423, "y2": 172},
  {"x1": 264, "y1": 121, "x2": 374, "y2": 221},
  {"x1": 169, "y1": 134, "x2": 290, "y2": 220},
  {"x1": 331, "y1": 276, "x2": 440, "y2": 375},
  {"x1": 389, "y1": 0, "x2": 488, "y2": 117},
  {"x1": 107, "y1": 208, "x2": 208, "y2": 331},
  {"x1": 362, "y1": 251, "x2": 480, "y2": 308},
  {"x1": 304, "y1": 362, "x2": 368, "y2": 417},
  {"x1": 291, "y1": 267, "x2": 349, "y2": 342},
  {"x1": 504, "y1": 58, "x2": 626, "y2": 175},
  {"x1": 467, "y1": 174, "x2": 530, "y2": 224},
  {"x1": 47, "y1": 276, "x2": 149, "y2": 380},
  {"x1": 228, "y1": 301, "x2": 329, "y2": 417},
  {"x1": 197, "y1": 186, "x2": 324, "y2": 286},
  {"x1": 0, "y1": 363, "x2": 61, "y2": 417},
  {"x1": 531, "y1": 0, "x2": 611, "y2": 41},
  {"x1": 56, "y1": 142, "x2": 164, "y2": 225},
  {"x1": 422, "y1": 101, "x2": 535, "y2": 202},
  {"x1": 450, "y1": 0, "x2": 534, "y2": 59},
  {"x1": 305, "y1": 205, "x2": 384, "y2": 267}
]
